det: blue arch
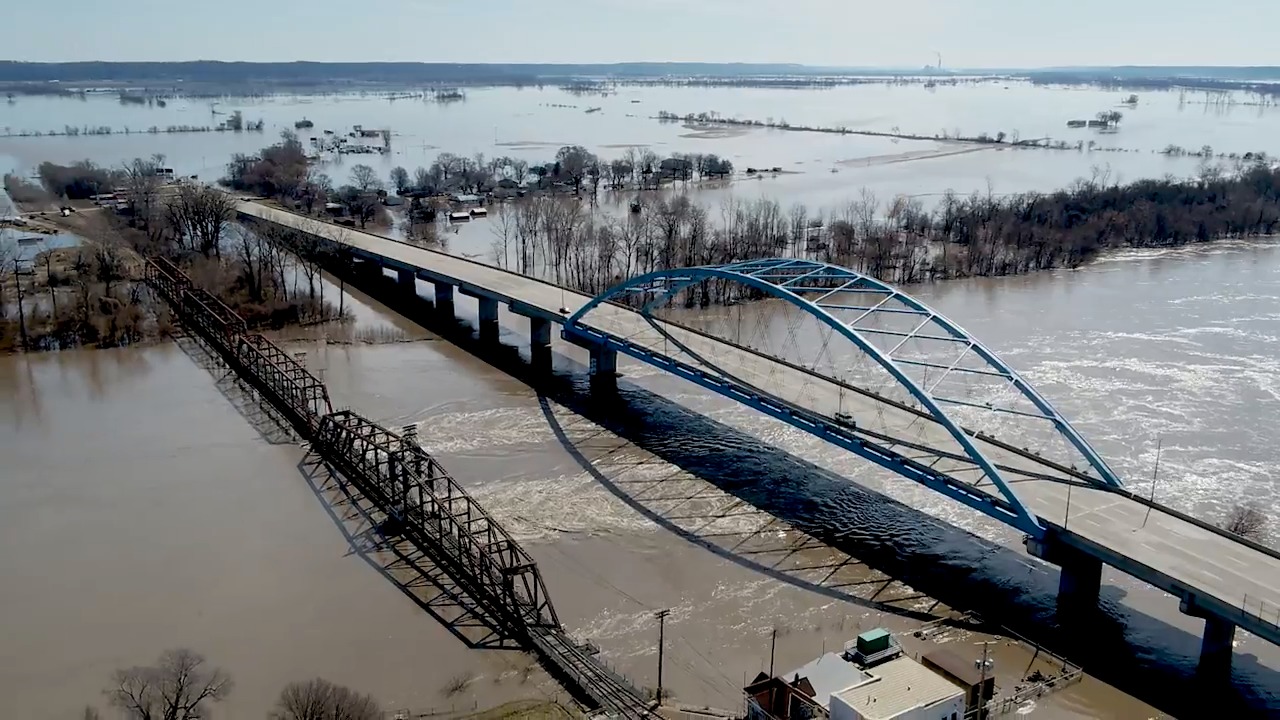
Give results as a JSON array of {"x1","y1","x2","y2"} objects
[{"x1": 567, "y1": 259, "x2": 1123, "y2": 537}]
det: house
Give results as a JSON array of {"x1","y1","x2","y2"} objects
[
  {"x1": 920, "y1": 650, "x2": 993, "y2": 719},
  {"x1": 745, "y1": 631, "x2": 966, "y2": 720},
  {"x1": 659, "y1": 157, "x2": 693, "y2": 179}
]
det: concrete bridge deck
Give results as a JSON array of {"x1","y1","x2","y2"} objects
[{"x1": 238, "y1": 202, "x2": 1280, "y2": 669}]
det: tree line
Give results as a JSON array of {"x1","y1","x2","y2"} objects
[
  {"x1": 219, "y1": 132, "x2": 1278, "y2": 308},
  {"x1": 480, "y1": 158, "x2": 1280, "y2": 300},
  {"x1": 80, "y1": 647, "x2": 380, "y2": 720}
]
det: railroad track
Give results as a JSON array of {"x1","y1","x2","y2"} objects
[{"x1": 532, "y1": 628, "x2": 656, "y2": 719}]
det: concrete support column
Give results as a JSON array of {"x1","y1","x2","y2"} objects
[
  {"x1": 530, "y1": 317, "x2": 552, "y2": 370},
  {"x1": 478, "y1": 297, "x2": 499, "y2": 343},
  {"x1": 1198, "y1": 615, "x2": 1237, "y2": 675},
  {"x1": 1025, "y1": 534, "x2": 1101, "y2": 611},
  {"x1": 589, "y1": 347, "x2": 617, "y2": 390},
  {"x1": 1057, "y1": 550, "x2": 1102, "y2": 608},
  {"x1": 396, "y1": 268, "x2": 416, "y2": 301},
  {"x1": 434, "y1": 282, "x2": 455, "y2": 319}
]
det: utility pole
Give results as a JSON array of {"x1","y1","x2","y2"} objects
[
  {"x1": 654, "y1": 609, "x2": 670, "y2": 705},
  {"x1": 1141, "y1": 438, "x2": 1162, "y2": 530},
  {"x1": 974, "y1": 641, "x2": 994, "y2": 720},
  {"x1": 769, "y1": 626, "x2": 777, "y2": 676},
  {"x1": 44, "y1": 252, "x2": 56, "y2": 320},
  {"x1": 14, "y1": 258, "x2": 29, "y2": 351}
]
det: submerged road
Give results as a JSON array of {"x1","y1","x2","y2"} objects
[{"x1": 238, "y1": 201, "x2": 1280, "y2": 665}]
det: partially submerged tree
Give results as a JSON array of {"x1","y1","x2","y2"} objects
[
  {"x1": 272, "y1": 678, "x2": 381, "y2": 720},
  {"x1": 1223, "y1": 504, "x2": 1268, "y2": 541},
  {"x1": 349, "y1": 164, "x2": 382, "y2": 194},
  {"x1": 389, "y1": 166, "x2": 410, "y2": 195},
  {"x1": 107, "y1": 648, "x2": 232, "y2": 720}
]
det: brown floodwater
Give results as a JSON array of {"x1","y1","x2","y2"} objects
[{"x1": 5, "y1": 238, "x2": 1280, "y2": 718}]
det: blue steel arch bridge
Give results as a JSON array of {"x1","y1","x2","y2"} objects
[
  {"x1": 239, "y1": 202, "x2": 1280, "y2": 678},
  {"x1": 565, "y1": 258, "x2": 1121, "y2": 540}
]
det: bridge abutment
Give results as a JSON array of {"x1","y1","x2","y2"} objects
[
  {"x1": 1025, "y1": 534, "x2": 1102, "y2": 610},
  {"x1": 433, "y1": 282, "x2": 455, "y2": 319},
  {"x1": 589, "y1": 347, "x2": 617, "y2": 390},
  {"x1": 530, "y1": 317, "x2": 552, "y2": 371}
]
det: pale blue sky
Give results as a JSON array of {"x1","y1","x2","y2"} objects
[{"x1": 7, "y1": 0, "x2": 1278, "y2": 67}]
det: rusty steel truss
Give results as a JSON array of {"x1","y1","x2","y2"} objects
[
  {"x1": 315, "y1": 410, "x2": 559, "y2": 631},
  {"x1": 143, "y1": 259, "x2": 651, "y2": 716}
]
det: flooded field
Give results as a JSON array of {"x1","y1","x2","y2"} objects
[{"x1": 5, "y1": 80, "x2": 1277, "y2": 208}]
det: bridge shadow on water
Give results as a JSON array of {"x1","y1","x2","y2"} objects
[
  {"x1": 177, "y1": 326, "x2": 523, "y2": 650},
  {"x1": 295, "y1": 451, "x2": 524, "y2": 651},
  {"x1": 312, "y1": 264, "x2": 1278, "y2": 717}
]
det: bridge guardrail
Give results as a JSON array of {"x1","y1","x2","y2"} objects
[{"x1": 1243, "y1": 594, "x2": 1280, "y2": 631}]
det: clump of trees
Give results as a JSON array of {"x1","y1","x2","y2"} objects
[
  {"x1": 37, "y1": 160, "x2": 115, "y2": 199},
  {"x1": 225, "y1": 131, "x2": 310, "y2": 198},
  {"x1": 3, "y1": 172, "x2": 52, "y2": 206},
  {"x1": 1, "y1": 242, "x2": 155, "y2": 353},
  {"x1": 81, "y1": 647, "x2": 382, "y2": 720},
  {"x1": 273, "y1": 678, "x2": 382, "y2": 720},
  {"x1": 482, "y1": 158, "x2": 1280, "y2": 301}
]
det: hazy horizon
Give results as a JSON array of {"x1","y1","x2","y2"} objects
[{"x1": 9, "y1": 0, "x2": 1280, "y2": 67}]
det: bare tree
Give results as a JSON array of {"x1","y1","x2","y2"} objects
[
  {"x1": 412, "y1": 166, "x2": 433, "y2": 193},
  {"x1": 272, "y1": 678, "x2": 381, "y2": 720},
  {"x1": 166, "y1": 184, "x2": 235, "y2": 258},
  {"x1": 120, "y1": 157, "x2": 164, "y2": 237},
  {"x1": 555, "y1": 145, "x2": 597, "y2": 194},
  {"x1": 489, "y1": 204, "x2": 517, "y2": 269},
  {"x1": 82, "y1": 706, "x2": 102, "y2": 720},
  {"x1": 389, "y1": 166, "x2": 410, "y2": 195},
  {"x1": 348, "y1": 164, "x2": 381, "y2": 194},
  {"x1": 1223, "y1": 504, "x2": 1268, "y2": 541},
  {"x1": 107, "y1": 648, "x2": 232, "y2": 720},
  {"x1": 338, "y1": 186, "x2": 380, "y2": 229}
]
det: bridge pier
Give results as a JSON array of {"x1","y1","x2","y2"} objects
[
  {"x1": 589, "y1": 347, "x2": 617, "y2": 390},
  {"x1": 1199, "y1": 616, "x2": 1237, "y2": 675},
  {"x1": 530, "y1": 317, "x2": 552, "y2": 371},
  {"x1": 478, "y1": 297, "x2": 500, "y2": 343},
  {"x1": 433, "y1": 282, "x2": 455, "y2": 319},
  {"x1": 1180, "y1": 595, "x2": 1238, "y2": 675},
  {"x1": 396, "y1": 268, "x2": 417, "y2": 301},
  {"x1": 1025, "y1": 534, "x2": 1102, "y2": 610}
]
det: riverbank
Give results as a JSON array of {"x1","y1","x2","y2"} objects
[{"x1": 0, "y1": 192, "x2": 345, "y2": 354}]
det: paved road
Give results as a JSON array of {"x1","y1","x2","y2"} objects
[{"x1": 239, "y1": 202, "x2": 1280, "y2": 645}]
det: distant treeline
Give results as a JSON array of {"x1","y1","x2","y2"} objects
[
  {"x1": 1027, "y1": 72, "x2": 1280, "y2": 96},
  {"x1": 0, "y1": 61, "x2": 842, "y2": 86}
]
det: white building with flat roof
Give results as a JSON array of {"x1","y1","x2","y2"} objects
[{"x1": 828, "y1": 657, "x2": 965, "y2": 720}]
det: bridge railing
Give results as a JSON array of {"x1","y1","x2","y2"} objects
[{"x1": 1243, "y1": 594, "x2": 1280, "y2": 631}]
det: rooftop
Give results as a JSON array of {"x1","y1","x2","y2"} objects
[
  {"x1": 784, "y1": 652, "x2": 871, "y2": 709},
  {"x1": 831, "y1": 656, "x2": 963, "y2": 720},
  {"x1": 921, "y1": 649, "x2": 984, "y2": 688}
]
